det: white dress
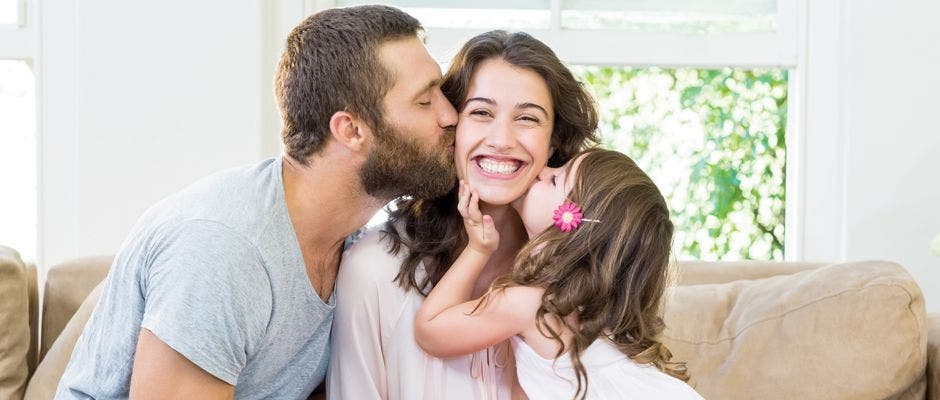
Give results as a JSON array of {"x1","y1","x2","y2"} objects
[
  {"x1": 327, "y1": 228, "x2": 514, "y2": 400},
  {"x1": 510, "y1": 336, "x2": 703, "y2": 399}
]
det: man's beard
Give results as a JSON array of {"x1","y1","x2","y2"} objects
[{"x1": 359, "y1": 119, "x2": 456, "y2": 201}]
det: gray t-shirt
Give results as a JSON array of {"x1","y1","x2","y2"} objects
[{"x1": 56, "y1": 158, "x2": 334, "y2": 399}]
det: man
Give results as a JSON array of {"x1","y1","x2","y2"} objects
[{"x1": 55, "y1": 5, "x2": 457, "y2": 399}]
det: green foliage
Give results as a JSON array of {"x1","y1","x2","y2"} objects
[{"x1": 572, "y1": 66, "x2": 788, "y2": 260}]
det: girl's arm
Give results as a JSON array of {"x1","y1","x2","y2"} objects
[{"x1": 414, "y1": 181, "x2": 541, "y2": 358}]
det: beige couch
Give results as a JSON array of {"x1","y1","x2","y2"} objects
[{"x1": 1, "y1": 245, "x2": 938, "y2": 399}]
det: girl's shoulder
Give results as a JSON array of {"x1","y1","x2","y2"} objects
[
  {"x1": 499, "y1": 285, "x2": 544, "y2": 302},
  {"x1": 486, "y1": 285, "x2": 545, "y2": 321}
]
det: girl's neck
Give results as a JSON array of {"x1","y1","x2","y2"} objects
[{"x1": 471, "y1": 203, "x2": 528, "y2": 296}]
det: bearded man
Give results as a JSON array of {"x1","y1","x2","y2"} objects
[{"x1": 55, "y1": 5, "x2": 457, "y2": 399}]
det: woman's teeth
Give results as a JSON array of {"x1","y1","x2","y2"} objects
[{"x1": 478, "y1": 158, "x2": 521, "y2": 175}]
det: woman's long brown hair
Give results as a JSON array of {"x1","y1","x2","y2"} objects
[
  {"x1": 481, "y1": 148, "x2": 688, "y2": 399},
  {"x1": 382, "y1": 30, "x2": 599, "y2": 296}
]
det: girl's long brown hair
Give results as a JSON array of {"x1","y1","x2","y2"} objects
[
  {"x1": 383, "y1": 30, "x2": 599, "y2": 295},
  {"x1": 481, "y1": 148, "x2": 688, "y2": 399}
]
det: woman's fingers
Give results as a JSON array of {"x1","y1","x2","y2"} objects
[
  {"x1": 468, "y1": 190, "x2": 483, "y2": 223},
  {"x1": 457, "y1": 180, "x2": 469, "y2": 219},
  {"x1": 457, "y1": 182, "x2": 498, "y2": 252}
]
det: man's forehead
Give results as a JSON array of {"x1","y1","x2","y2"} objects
[{"x1": 379, "y1": 37, "x2": 441, "y2": 91}]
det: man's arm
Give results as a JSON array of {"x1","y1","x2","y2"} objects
[
  {"x1": 135, "y1": 221, "x2": 272, "y2": 395},
  {"x1": 129, "y1": 329, "x2": 233, "y2": 399}
]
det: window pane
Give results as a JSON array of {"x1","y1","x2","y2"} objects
[
  {"x1": 336, "y1": 0, "x2": 550, "y2": 29},
  {"x1": 572, "y1": 66, "x2": 787, "y2": 261},
  {"x1": 0, "y1": 0, "x2": 19, "y2": 26},
  {"x1": 0, "y1": 60, "x2": 36, "y2": 261},
  {"x1": 562, "y1": 0, "x2": 777, "y2": 33},
  {"x1": 337, "y1": 0, "x2": 548, "y2": 8}
]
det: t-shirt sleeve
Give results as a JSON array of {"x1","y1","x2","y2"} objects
[{"x1": 140, "y1": 219, "x2": 273, "y2": 386}]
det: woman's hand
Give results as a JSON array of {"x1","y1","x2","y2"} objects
[{"x1": 458, "y1": 180, "x2": 499, "y2": 254}]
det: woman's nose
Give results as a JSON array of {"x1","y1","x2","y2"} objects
[{"x1": 484, "y1": 123, "x2": 517, "y2": 151}]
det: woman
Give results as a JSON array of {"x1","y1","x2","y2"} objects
[{"x1": 327, "y1": 30, "x2": 598, "y2": 399}]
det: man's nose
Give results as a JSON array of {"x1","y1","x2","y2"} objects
[{"x1": 436, "y1": 92, "x2": 458, "y2": 129}]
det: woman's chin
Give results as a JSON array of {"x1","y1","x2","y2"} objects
[{"x1": 477, "y1": 188, "x2": 526, "y2": 208}]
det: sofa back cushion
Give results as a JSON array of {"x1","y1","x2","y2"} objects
[
  {"x1": 25, "y1": 282, "x2": 104, "y2": 400},
  {"x1": 25, "y1": 263, "x2": 38, "y2": 378},
  {"x1": 40, "y1": 256, "x2": 112, "y2": 360},
  {"x1": 675, "y1": 261, "x2": 826, "y2": 286},
  {"x1": 662, "y1": 261, "x2": 926, "y2": 399},
  {"x1": 0, "y1": 246, "x2": 30, "y2": 400}
]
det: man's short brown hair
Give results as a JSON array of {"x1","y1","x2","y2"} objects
[{"x1": 275, "y1": 5, "x2": 422, "y2": 164}]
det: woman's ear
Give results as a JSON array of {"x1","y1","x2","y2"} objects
[{"x1": 329, "y1": 110, "x2": 369, "y2": 152}]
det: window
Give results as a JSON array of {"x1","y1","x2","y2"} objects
[
  {"x1": 573, "y1": 66, "x2": 787, "y2": 260},
  {"x1": 323, "y1": 0, "x2": 799, "y2": 260},
  {"x1": 560, "y1": 0, "x2": 777, "y2": 33},
  {"x1": 0, "y1": 60, "x2": 36, "y2": 260},
  {"x1": 0, "y1": 0, "x2": 20, "y2": 26},
  {"x1": 0, "y1": 0, "x2": 38, "y2": 262},
  {"x1": 372, "y1": 0, "x2": 551, "y2": 30}
]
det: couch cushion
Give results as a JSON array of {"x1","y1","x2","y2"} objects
[
  {"x1": 662, "y1": 261, "x2": 927, "y2": 399},
  {"x1": 25, "y1": 262, "x2": 38, "y2": 379},
  {"x1": 928, "y1": 313, "x2": 940, "y2": 399},
  {"x1": 676, "y1": 260, "x2": 825, "y2": 285},
  {"x1": 40, "y1": 255, "x2": 112, "y2": 360},
  {"x1": 25, "y1": 282, "x2": 104, "y2": 400},
  {"x1": 0, "y1": 246, "x2": 30, "y2": 400}
]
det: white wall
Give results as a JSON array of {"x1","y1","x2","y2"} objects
[
  {"x1": 841, "y1": 0, "x2": 940, "y2": 311},
  {"x1": 40, "y1": 0, "x2": 281, "y2": 267},
  {"x1": 801, "y1": 0, "x2": 940, "y2": 312}
]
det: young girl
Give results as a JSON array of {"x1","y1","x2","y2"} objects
[{"x1": 415, "y1": 148, "x2": 703, "y2": 399}]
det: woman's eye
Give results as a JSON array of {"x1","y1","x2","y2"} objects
[
  {"x1": 419, "y1": 101, "x2": 431, "y2": 106},
  {"x1": 518, "y1": 116, "x2": 539, "y2": 123},
  {"x1": 470, "y1": 110, "x2": 492, "y2": 117}
]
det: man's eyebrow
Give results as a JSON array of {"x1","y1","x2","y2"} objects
[
  {"x1": 516, "y1": 102, "x2": 549, "y2": 117},
  {"x1": 412, "y1": 78, "x2": 442, "y2": 100}
]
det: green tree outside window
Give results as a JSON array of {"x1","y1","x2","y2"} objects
[{"x1": 572, "y1": 66, "x2": 788, "y2": 261}]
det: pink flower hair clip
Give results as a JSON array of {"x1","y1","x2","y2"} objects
[{"x1": 553, "y1": 202, "x2": 601, "y2": 232}]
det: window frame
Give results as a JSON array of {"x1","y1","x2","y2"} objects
[
  {"x1": 0, "y1": 0, "x2": 40, "y2": 263},
  {"x1": 0, "y1": 0, "x2": 35, "y2": 74}
]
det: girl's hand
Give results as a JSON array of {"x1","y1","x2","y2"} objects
[{"x1": 458, "y1": 180, "x2": 499, "y2": 254}]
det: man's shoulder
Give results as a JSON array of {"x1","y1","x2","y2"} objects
[{"x1": 140, "y1": 158, "x2": 284, "y2": 243}]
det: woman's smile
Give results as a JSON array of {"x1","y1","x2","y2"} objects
[{"x1": 472, "y1": 154, "x2": 528, "y2": 179}]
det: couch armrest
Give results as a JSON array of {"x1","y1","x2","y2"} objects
[
  {"x1": 929, "y1": 313, "x2": 940, "y2": 400},
  {"x1": 40, "y1": 255, "x2": 112, "y2": 361},
  {"x1": 0, "y1": 246, "x2": 29, "y2": 400}
]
